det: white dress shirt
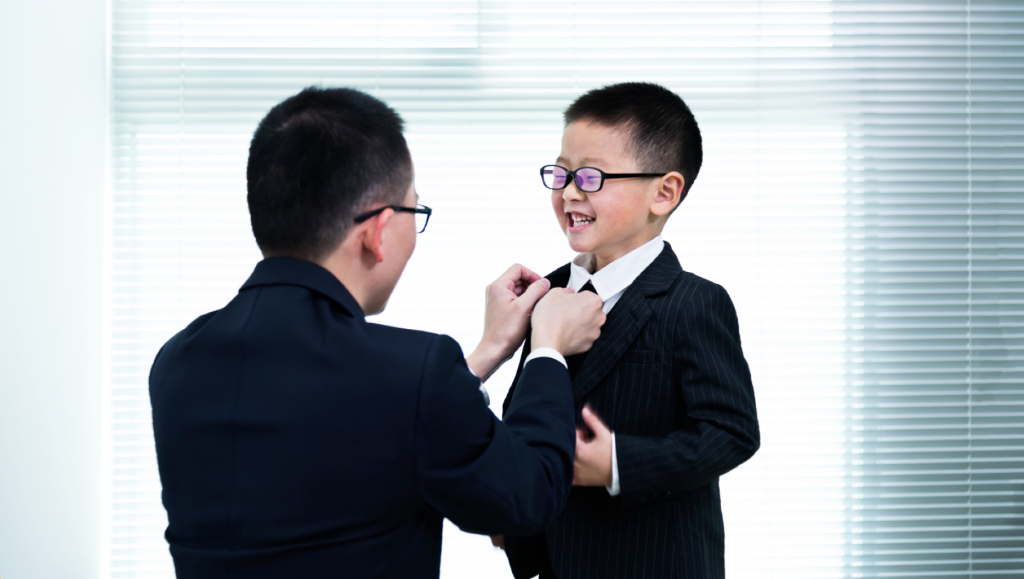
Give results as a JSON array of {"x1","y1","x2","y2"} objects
[{"x1": 524, "y1": 235, "x2": 665, "y2": 496}]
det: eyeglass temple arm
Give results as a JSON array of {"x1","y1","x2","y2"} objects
[{"x1": 602, "y1": 172, "x2": 667, "y2": 178}]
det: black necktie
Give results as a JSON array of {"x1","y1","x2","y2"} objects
[{"x1": 566, "y1": 281, "x2": 598, "y2": 379}]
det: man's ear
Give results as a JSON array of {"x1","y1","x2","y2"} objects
[
  {"x1": 650, "y1": 172, "x2": 685, "y2": 217},
  {"x1": 361, "y1": 208, "x2": 394, "y2": 263}
]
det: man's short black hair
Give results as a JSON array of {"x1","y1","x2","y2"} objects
[
  {"x1": 247, "y1": 86, "x2": 413, "y2": 261},
  {"x1": 564, "y1": 82, "x2": 702, "y2": 209}
]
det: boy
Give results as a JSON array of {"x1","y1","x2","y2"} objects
[{"x1": 497, "y1": 83, "x2": 760, "y2": 579}]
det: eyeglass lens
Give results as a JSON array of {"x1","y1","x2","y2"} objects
[
  {"x1": 542, "y1": 166, "x2": 604, "y2": 193},
  {"x1": 543, "y1": 166, "x2": 568, "y2": 189},
  {"x1": 414, "y1": 210, "x2": 428, "y2": 233}
]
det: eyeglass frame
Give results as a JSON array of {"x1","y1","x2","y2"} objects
[
  {"x1": 353, "y1": 203, "x2": 433, "y2": 233},
  {"x1": 540, "y1": 165, "x2": 667, "y2": 193}
]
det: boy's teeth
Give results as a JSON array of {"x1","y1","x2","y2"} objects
[{"x1": 571, "y1": 214, "x2": 594, "y2": 226}]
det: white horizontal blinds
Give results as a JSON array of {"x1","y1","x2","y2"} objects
[
  {"x1": 836, "y1": 3, "x2": 1024, "y2": 577},
  {"x1": 107, "y1": 1, "x2": 1024, "y2": 579}
]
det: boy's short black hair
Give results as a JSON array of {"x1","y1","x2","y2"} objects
[
  {"x1": 247, "y1": 86, "x2": 413, "y2": 261},
  {"x1": 564, "y1": 82, "x2": 702, "y2": 209}
]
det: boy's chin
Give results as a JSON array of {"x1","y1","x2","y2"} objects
[{"x1": 566, "y1": 231, "x2": 597, "y2": 254}]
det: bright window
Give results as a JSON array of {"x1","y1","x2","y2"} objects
[{"x1": 106, "y1": 2, "x2": 1024, "y2": 577}]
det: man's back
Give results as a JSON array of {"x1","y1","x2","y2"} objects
[{"x1": 150, "y1": 257, "x2": 577, "y2": 578}]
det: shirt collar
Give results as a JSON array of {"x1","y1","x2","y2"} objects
[
  {"x1": 240, "y1": 257, "x2": 365, "y2": 319},
  {"x1": 568, "y1": 235, "x2": 665, "y2": 301}
]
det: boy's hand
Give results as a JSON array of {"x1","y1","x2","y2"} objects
[
  {"x1": 573, "y1": 405, "x2": 613, "y2": 487},
  {"x1": 467, "y1": 264, "x2": 551, "y2": 381},
  {"x1": 531, "y1": 289, "x2": 605, "y2": 356}
]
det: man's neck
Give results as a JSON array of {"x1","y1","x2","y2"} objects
[{"x1": 316, "y1": 245, "x2": 378, "y2": 314}]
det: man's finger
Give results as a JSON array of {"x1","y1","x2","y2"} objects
[
  {"x1": 581, "y1": 290, "x2": 605, "y2": 309},
  {"x1": 516, "y1": 277, "x2": 551, "y2": 308},
  {"x1": 499, "y1": 263, "x2": 541, "y2": 289},
  {"x1": 517, "y1": 265, "x2": 543, "y2": 285}
]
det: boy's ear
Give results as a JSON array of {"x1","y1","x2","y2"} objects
[{"x1": 650, "y1": 171, "x2": 685, "y2": 217}]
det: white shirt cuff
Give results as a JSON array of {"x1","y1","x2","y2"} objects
[
  {"x1": 606, "y1": 431, "x2": 620, "y2": 496},
  {"x1": 465, "y1": 366, "x2": 490, "y2": 405},
  {"x1": 524, "y1": 347, "x2": 568, "y2": 369}
]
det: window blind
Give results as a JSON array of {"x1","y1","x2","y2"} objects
[{"x1": 107, "y1": 1, "x2": 1023, "y2": 578}]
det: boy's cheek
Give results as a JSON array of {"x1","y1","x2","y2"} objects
[{"x1": 551, "y1": 199, "x2": 568, "y2": 231}]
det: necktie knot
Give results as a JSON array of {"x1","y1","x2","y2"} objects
[{"x1": 579, "y1": 280, "x2": 597, "y2": 295}]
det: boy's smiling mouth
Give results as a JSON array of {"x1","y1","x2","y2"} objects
[{"x1": 568, "y1": 211, "x2": 595, "y2": 231}]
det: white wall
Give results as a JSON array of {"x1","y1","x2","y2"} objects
[{"x1": 0, "y1": 1, "x2": 107, "y2": 577}]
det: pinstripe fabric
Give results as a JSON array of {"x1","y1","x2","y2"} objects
[{"x1": 502, "y1": 243, "x2": 760, "y2": 579}]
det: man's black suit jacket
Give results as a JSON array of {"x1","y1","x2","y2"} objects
[
  {"x1": 502, "y1": 243, "x2": 760, "y2": 579},
  {"x1": 149, "y1": 257, "x2": 576, "y2": 579}
]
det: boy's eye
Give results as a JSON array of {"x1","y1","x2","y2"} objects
[{"x1": 576, "y1": 168, "x2": 603, "y2": 191}]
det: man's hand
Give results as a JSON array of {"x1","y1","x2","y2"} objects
[
  {"x1": 466, "y1": 264, "x2": 551, "y2": 381},
  {"x1": 573, "y1": 405, "x2": 613, "y2": 487},
  {"x1": 490, "y1": 535, "x2": 505, "y2": 550},
  {"x1": 531, "y1": 289, "x2": 605, "y2": 356}
]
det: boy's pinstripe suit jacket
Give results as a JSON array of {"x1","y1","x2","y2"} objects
[{"x1": 501, "y1": 242, "x2": 760, "y2": 579}]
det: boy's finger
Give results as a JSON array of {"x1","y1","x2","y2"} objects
[
  {"x1": 575, "y1": 425, "x2": 589, "y2": 443},
  {"x1": 581, "y1": 406, "x2": 609, "y2": 436}
]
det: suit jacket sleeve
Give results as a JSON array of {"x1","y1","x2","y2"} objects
[
  {"x1": 502, "y1": 327, "x2": 532, "y2": 417},
  {"x1": 414, "y1": 335, "x2": 575, "y2": 537},
  {"x1": 500, "y1": 330, "x2": 561, "y2": 579},
  {"x1": 615, "y1": 283, "x2": 761, "y2": 502}
]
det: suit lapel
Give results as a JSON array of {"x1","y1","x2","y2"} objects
[
  {"x1": 546, "y1": 264, "x2": 571, "y2": 290},
  {"x1": 570, "y1": 243, "x2": 684, "y2": 402},
  {"x1": 571, "y1": 286, "x2": 651, "y2": 401}
]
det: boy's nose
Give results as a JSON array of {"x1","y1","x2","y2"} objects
[{"x1": 562, "y1": 180, "x2": 587, "y2": 202}]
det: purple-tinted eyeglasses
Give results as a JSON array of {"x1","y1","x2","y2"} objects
[{"x1": 540, "y1": 165, "x2": 666, "y2": 193}]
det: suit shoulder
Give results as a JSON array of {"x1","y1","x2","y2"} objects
[
  {"x1": 364, "y1": 322, "x2": 437, "y2": 348},
  {"x1": 153, "y1": 309, "x2": 220, "y2": 360},
  {"x1": 364, "y1": 323, "x2": 466, "y2": 365},
  {"x1": 363, "y1": 324, "x2": 476, "y2": 407},
  {"x1": 149, "y1": 308, "x2": 226, "y2": 391},
  {"x1": 667, "y1": 270, "x2": 730, "y2": 303},
  {"x1": 660, "y1": 272, "x2": 740, "y2": 336}
]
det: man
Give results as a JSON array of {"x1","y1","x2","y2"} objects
[{"x1": 149, "y1": 86, "x2": 605, "y2": 579}]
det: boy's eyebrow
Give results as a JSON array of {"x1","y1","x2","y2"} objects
[{"x1": 556, "y1": 156, "x2": 609, "y2": 167}]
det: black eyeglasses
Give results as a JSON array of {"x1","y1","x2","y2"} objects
[
  {"x1": 354, "y1": 203, "x2": 432, "y2": 233},
  {"x1": 540, "y1": 165, "x2": 666, "y2": 193}
]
